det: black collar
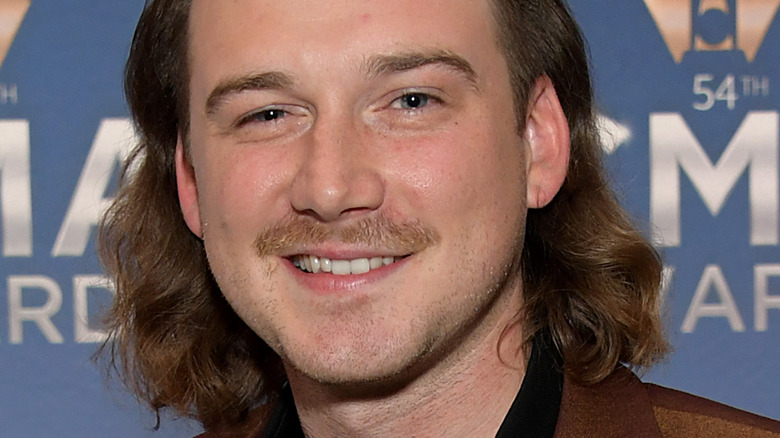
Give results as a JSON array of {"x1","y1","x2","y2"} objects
[
  {"x1": 495, "y1": 334, "x2": 562, "y2": 437},
  {"x1": 262, "y1": 383, "x2": 303, "y2": 438},
  {"x1": 263, "y1": 336, "x2": 563, "y2": 437}
]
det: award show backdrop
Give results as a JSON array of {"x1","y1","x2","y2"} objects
[{"x1": 0, "y1": 1, "x2": 777, "y2": 436}]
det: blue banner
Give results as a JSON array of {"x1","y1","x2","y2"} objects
[{"x1": 0, "y1": 1, "x2": 777, "y2": 436}]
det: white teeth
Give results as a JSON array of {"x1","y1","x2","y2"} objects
[
  {"x1": 331, "y1": 260, "x2": 350, "y2": 275},
  {"x1": 292, "y1": 255, "x2": 400, "y2": 275},
  {"x1": 350, "y1": 258, "x2": 370, "y2": 274}
]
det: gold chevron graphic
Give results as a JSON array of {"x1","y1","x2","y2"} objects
[
  {"x1": 644, "y1": 0, "x2": 692, "y2": 63},
  {"x1": 738, "y1": 0, "x2": 780, "y2": 61},
  {"x1": 0, "y1": 0, "x2": 30, "y2": 70},
  {"x1": 645, "y1": 0, "x2": 780, "y2": 63}
]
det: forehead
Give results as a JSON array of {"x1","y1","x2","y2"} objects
[{"x1": 187, "y1": 0, "x2": 504, "y2": 88}]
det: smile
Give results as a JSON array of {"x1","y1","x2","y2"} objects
[{"x1": 291, "y1": 255, "x2": 402, "y2": 275}]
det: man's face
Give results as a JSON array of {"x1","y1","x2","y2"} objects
[{"x1": 180, "y1": 0, "x2": 531, "y2": 385}]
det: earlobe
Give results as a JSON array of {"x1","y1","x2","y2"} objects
[
  {"x1": 524, "y1": 76, "x2": 571, "y2": 209},
  {"x1": 175, "y1": 137, "x2": 203, "y2": 238}
]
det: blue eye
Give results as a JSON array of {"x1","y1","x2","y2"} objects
[
  {"x1": 254, "y1": 109, "x2": 286, "y2": 121},
  {"x1": 236, "y1": 108, "x2": 288, "y2": 127},
  {"x1": 397, "y1": 93, "x2": 430, "y2": 109}
]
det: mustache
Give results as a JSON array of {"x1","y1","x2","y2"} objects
[{"x1": 254, "y1": 214, "x2": 439, "y2": 257}]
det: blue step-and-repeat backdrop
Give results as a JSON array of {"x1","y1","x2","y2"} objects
[{"x1": 0, "y1": 1, "x2": 777, "y2": 436}]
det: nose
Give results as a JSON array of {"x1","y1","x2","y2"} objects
[{"x1": 290, "y1": 114, "x2": 384, "y2": 222}]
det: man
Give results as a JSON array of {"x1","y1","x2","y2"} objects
[{"x1": 100, "y1": 0, "x2": 780, "y2": 436}]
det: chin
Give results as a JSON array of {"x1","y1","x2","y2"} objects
[{"x1": 280, "y1": 329, "x2": 438, "y2": 390}]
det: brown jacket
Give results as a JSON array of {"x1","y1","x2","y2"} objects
[
  {"x1": 201, "y1": 367, "x2": 780, "y2": 437},
  {"x1": 557, "y1": 367, "x2": 780, "y2": 437}
]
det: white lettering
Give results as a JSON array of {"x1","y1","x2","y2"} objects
[
  {"x1": 682, "y1": 265, "x2": 745, "y2": 333},
  {"x1": 73, "y1": 275, "x2": 115, "y2": 343},
  {"x1": 650, "y1": 111, "x2": 779, "y2": 246},
  {"x1": 0, "y1": 84, "x2": 19, "y2": 104},
  {"x1": 0, "y1": 120, "x2": 32, "y2": 257},
  {"x1": 52, "y1": 118, "x2": 134, "y2": 257},
  {"x1": 755, "y1": 264, "x2": 780, "y2": 332},
  {"x1": 8, "y1": 275, "x2": 64, "y2": 344},
  {"x1": 660, "y1": 265, "x2": 675, "y2": 303}
]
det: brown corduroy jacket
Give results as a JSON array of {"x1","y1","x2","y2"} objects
[{"x1": 200, "y1": 366, "x2": 780, "y2": 437}]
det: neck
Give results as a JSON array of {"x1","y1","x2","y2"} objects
[{"x1": 286, "y1": 290, "x2": 527, "y2": 438}]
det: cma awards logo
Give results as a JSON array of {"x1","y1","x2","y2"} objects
[
  {"x1": 644, "y1": 0, "x2": 780, "y2": 62},
  {"x1": 0, "y1": 0, "x2": 30, "y2": 69}
]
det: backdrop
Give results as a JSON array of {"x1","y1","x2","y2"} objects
[{"x1": 0, "y1": 1, "x2": 777, "y2": 436}]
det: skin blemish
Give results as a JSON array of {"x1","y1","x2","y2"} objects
[{"x1": 360, "y1": 13, "x2": 372, "y2": 24}]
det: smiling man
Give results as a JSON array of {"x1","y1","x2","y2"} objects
[{"x1": 100, "y1": 0, "x2": 780, "y2": 437}]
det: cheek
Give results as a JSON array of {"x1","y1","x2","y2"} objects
[
  {"x1": 195, "y1": 153, "x2": 290, "y2": 300},
  {"x1": 388, "y1": 126, "x2": 526, "y2": 222},
  {"x1": 196, "y1": 147, "x2": 293, "y2": 236}
]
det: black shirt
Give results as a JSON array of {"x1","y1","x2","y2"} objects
[{"x1": 263, "y1": 337, "x2": 563, "y2": 437}]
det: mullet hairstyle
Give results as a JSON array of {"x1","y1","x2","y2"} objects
[
  {"x1": 99, "y1": 0, "x2": 668, "y2": 429},
  {"x1": 490, "y1": 0, "x2": 668, "y2": 380}
]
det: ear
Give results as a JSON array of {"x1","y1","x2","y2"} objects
[
  {"x1": 523, "y1": 76, "x2": 570, "y2": 209},
  {"x1": 175, "y1": 137, "x2": 203, "y2": 238}
]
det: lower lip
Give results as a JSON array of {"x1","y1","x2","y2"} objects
[{"x1": 284, "y1": 257, "x2": 408, "y2": 296}]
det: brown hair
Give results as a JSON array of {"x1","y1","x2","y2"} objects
[
  {"x1": 99, "y1": 0, "x2": 667, "y2": 429},
  {"x1": 491, "y1": 1, "x2": 668, "y2": 382}
]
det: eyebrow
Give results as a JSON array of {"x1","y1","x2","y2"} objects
[
  {"x1": 206, "y1": 71, "x2": 294, "y2": 115},
  {"x1": 364, "y1": 50, "x2": 478, "y2": 86}
]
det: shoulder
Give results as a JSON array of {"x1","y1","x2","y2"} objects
[
  {"x1": 557, "y1": 366, "x2": 780, "y2": 437},
  {"x1": 645, "y1": 383, "x2": 780, "y2": 437}
]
